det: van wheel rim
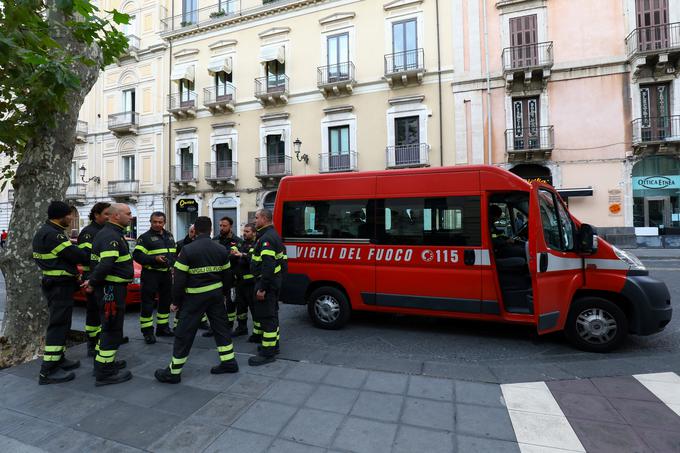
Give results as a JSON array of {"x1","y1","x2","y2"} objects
[
  {"x1": 575, "y1": 308, "x2": 617, "y2": 344},
  {"x1": 314, "y1": 295, "x2": 340, "y2": 324}
]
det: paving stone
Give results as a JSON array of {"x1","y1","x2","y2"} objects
[
  {"x1": 550, "y1": 391, "x2": 626, "y2": 424},
  {"x1": 590, "y1": 376, "x2": 659, "y2": 402},
  {"x1": 351, "y1": 354, "x2": 423, "y2": 375},
  {"x1": 608, "y1": 397, "x2": 680, "y2": 431},
  {"x1": 191, "y1": 394, "x2": 254, "y2": 426},
  {"x1": 6, "y1": 359, "x2": 42, "y2": 380},
  {"x1": 280, "y1": 408, "x2": 344, "y2": 447},
  {"x1": 568, "y1": 419, "x2": 649, "y2": 453},
  {"x1": 332, "y1": 417, "x2": 398, "y2": 453},
  {"x1": 455, "y1": 381, "x2": 505, "y2": 408},
  {"x1": 204, "y1": 428, "x2": 272, "y2": 453},
  {"x1": 634, "y1": 426, "x2": 680, "y2": 453},
  {"x1": 0, "y1": 434, "x2": 47, "y2": 453},
  {"x1": 408, "y1": 375, "x2": 455, "y2": 401},
  {"x1": 283, "y1": 363, "x2": 331, "y2": 383},
  {"x1": 489, "y1": 364, "x2": 573, "y2": 384},
  {"x1": 267, "y1": 439, "x2": 325, "y2": 453},
  {"x1": 351, "y1": 391, "x2": 404, "y2": 422},
  {"x1": 401, "y1": 397, "x2": 455, "y2": 432},
  {"x1": 73, "y1": 401, "x2": 182, "y2": 450},
  {"x1": 231, "y1": 401, "x2": 297, "y2": 436},
  {"x1": 225, "y1": 374, "x2": 275, "y2": 398},
  {"x1": 545, "y1": 379, "x2": 602, "y2": 396},
  {"x1": 36, "y1": 427, "x2": 143, "y2": 453},
  {"x1": 151, "y1": 385, "x2": 219, "y2": 417},
  {"x1": 456, "y1": 434, "x2": 521, "y2": 453},
  {"x1": 18, "y1": 388, "x2": 112, "y2": 425},
  {"x1": 179, "y1": 364, "x2": 242, "y2": 392},
  {"x1": 4, "y1": 416, "x2": 61, "y2": 445},
  {"x1": 423, "y1": 362, "x2": 497, "y2": 383},
  {"x1": 241, "y1": 359, "x2": 291, "y2": 378},
  {"x1": 0, "y1": 374, "x2": 49, "y2": 409},
  {"x1": 148, "y1": 420, "x2": 227, "y2": 453},
  {"x1": 456, "y1": 403, "x2": 515, "y2": 441},
  {"x1": 363, "y1": 371, "x2": 409, "y2": 395},
  {"x1": 322, "y1": 367, "x2": 369, "y2": 389},
  {"x1": 393, "y1": 425, "x2": 456, "y2": 453},
  {"x1": 260, "y1": 379, "x2": 316, "y2": 406},
  {"x1": 304, "y1": 385, "x2": 359, "y2": 415},
  {"x1": 0, "y1": 409, "x2": 34, "y2": 435}
]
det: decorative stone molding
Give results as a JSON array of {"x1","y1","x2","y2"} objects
[{"x1": 318, "y1": 12, "x2": 356, "y2": 25}]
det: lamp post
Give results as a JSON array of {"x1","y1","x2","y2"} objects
[
  {"x1": 293, "y1": 138, "x2": 309, "y2": 164},
  {"x1": 79, "y1": 165, "x2": 101, "y2": 184}
]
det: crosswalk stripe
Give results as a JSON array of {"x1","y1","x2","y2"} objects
[
  {"x1": 634, "y1": 372, "x2": 680, "y2": 417},
  {"x1": 501, "y1": 381, "x2": 586, "y2": 453}
]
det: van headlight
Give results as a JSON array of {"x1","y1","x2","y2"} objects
[
  {"x1": 133, "y1": 277, "x2": 141, "y2": 285},
  {"x1": 612, "y1": 246, "x2": 646, "y2": 271}
]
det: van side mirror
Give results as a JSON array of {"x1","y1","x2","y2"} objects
[{"x1": 578, "y1": 224, "x2": 598, "y2": 254}]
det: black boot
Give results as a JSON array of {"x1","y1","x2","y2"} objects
[
  {"x1": 258, "y1": 344, "x2": 281, "y2": 355},
  {"x1": 248, "y1": 354, "x2": 276, "y2": 367},
  {"x1": 155, "y1": 325, "x2": 174, "y2": 337},
  {"x1": 39, "y1": 367, "x2": 75, "y2": 385},
  {"x1": 211, "y1": 361, "x2": 239, "y2": 374},
  {"x1": 118, "y1": 336, "x2": 129, "y2": 345},
  {"x1": 154, "y1": 367, "x2": 181, "y2": 384},
  {"x1": 247, "y1": 334, "x2": 261, "y2": 344},
  {"x1": 232, "y1": 322, "x2": 248, "y2": 337},
  {"x1": 57, "y1": 357, "x2": 81, "y2": 371},
  {"x1": 91, "y1": 360, "x2": 126, "y2": 377},
  {"x1": 201, "y1": 328, "x2": 214, "y2": 338},
  {"x1": 95, "y1": 364, "x2": 132, "y2": 387},
  {"x1": 144, "y1": 333, "x2": 157, "y2": 344}
]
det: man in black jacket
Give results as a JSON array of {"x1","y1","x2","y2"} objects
[
  {"x1": 231, "y1": 223, "x2": 257, "y2": 338},
  {"x1": 33, "y1": 202, "x2": 90, "y2": 384},
  {"x1": 155, "y1": 216, "x2": 239, "y2": 384}
]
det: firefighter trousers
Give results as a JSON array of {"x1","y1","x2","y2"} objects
[
  {"x1": 235, "y1": 280, "x2": 254, "y2": 326},
  {"x1": 169, "y1": 289, "x2": 236, "y2": 375},
  {"x1": 140, "y1": 270, "x2": 172, "y2": 334},
  {"x1": 94, "y1": 284, "x2": 127, "y2": 373},
  {"x1": 85, "y1": 289, "x2": 101, "y2": 346},
  {"x1": 252, "y1": 281, "x2": 280, "y2": 357},
  {"x1": 40, "y1": 279, "x2": 77, "y2": 372}
]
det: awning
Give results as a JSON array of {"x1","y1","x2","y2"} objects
[
  {"x1": 557, "y1": 187, "x2": 593, "y2": 198},
  {"x1": 207, "y1": 56, "x2": 232, "y2": 75},
  {"x1": 171, "y1": 64, "x2": 195, "y2": 82},
  {"x1": 259, "y1": 46, "x2": 285, "y2": 64}
]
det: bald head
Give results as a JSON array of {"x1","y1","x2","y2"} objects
[{"x1": 108, "y1": 203, "x2": 132, "y2": 227}]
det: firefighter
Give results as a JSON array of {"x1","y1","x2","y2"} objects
[
  {"x1": 83, "y1": 203, "x2": 134, "y2": 386},
  {"x1": 155, "y1": 216, "x2": 239, "y2": 384},
  {"x1": 33, "y1": 201, "x2": 90, "y2": 384},
  {"x1": 133, "y1": 212, "x2": 176, "y2": 344},
  {"x1": 77, "y1": 202, "x2": 110, "y2": 357},
  {"x1": 231, "y1": 223, "x2": 257, "y2": 338},
  {"x1": 249, "y1": 209, "x2": 286, "y2": 366}
]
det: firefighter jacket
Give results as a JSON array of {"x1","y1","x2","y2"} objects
[
  {"x1": 32, "y1": 221, "x2": 89, "y2": 282},
  {"x1": 173, "y1": 234, "x2": 233, "y2": 308},
  {"x1": 250, "y1": 225, "x2": 286, "y2": 292},
  {"x1": 77, "y1": 221, "x2": 104, "y2": 275},
  {"x1": 234, "y1": 239, "x2": 255, "y2": 284},
  {"x1": 89, "y1": 222, "x2": 134, "y2": 287},
  {"x1": 133, "y1": 229, "x2": 176, "y2": 272},
  {"x1": 176, "y1": 234, "x2": 194, "y2": 255},
  {"x1": 214, "y1": 233, "x2": 243, "y2": 273}
]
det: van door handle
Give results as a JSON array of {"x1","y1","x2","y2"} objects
[
  {"x1": 464, "y1": 249, "x2": 475, "y2": 265},
  {"x1": 539, "y1": 252, "x2": 548, "y2": 273}
]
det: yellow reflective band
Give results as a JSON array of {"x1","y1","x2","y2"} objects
[
  {"x1": 188, "y1": 264, "x2": 230, "y2": 274},
  {"x1": 116, "y1": 254, "x2": 131, "y2": 263},
  {"x1": 100, "y1": 250, "x2": 119, "y2": 259},
  {"x1": 78, "y1": 243, "x2": 92, "y2": 249},
  {"x1": 219, "y1": 352, "x2": 235, "y2": 361},
  {"x1": 169, "y1": 248, "x2": 177, "y2": 253},
  {"x1": 172, "y1": 356, "x2": 188, "y2": 365},
  {"x1": 262, "y1": 332, "x2": 278, "y2": 339},
  {"x1": 242, "y1": 274, "x2": 254, "y2": 280},
  {"x1": 230, "y1": 246, "x2": 238, "y2": 252},
  {"x1": 260, "y1": 250, "x2": 276, "y2": 257},
  {"x1": 148, "y1": 248, "x2": 170, "y2": 255},
  {"x1": 201, "y1": 314, "x2": 208, "y2": 322},
  {"x1": 217, "y1": 345, "x2": 233, "y2": 352},
  {"x1": 43, "y1": 355, "x2": 62, "y2": 361},
  {"x1": 134, "y1": 245, "x2": 149, "y2": 254},
  {"x1": 274, "y1": 265, "x2": 281, "y2": 274},
  {"x1": 33, "y1": 252, "x2": 57, "y2": 260},
  {"x1": 91, "y1": 254, "x2": 100, "y2": 262},
  {"x1": 82, "y1": 266, "x2": 91, "y2": 271},
  {"x1": 227, "y1": 313, "x2": 236, "y2": 321},
  {"x1": 251, "y1": 255, "x2": 262, "y2": 262},
  {"x1": 42, "y1": 270, "x2": 75, "y2": 277},
  {"x1": 156, "y1": 313, "x2": 169, "y2": 319},
  {"x1": 157, "y1": 318, "x2": 169, "y2": 325},
  {"x1": 105, "y1": 275, "x2": 133, "y2": 283},
  {"x1": 98, "y1": 349, "x2": 116, "y2": 357},
  {"x1": 85, "y1": 325, "x2": 100, "y2": 332},
  {"x1": 262, "y1": 340, "x2": 277, "y2": 347},
  {"x1": 143, "y1": 265, "x2": 170, "y2": 271},
  {"x1": 275, "y1": 253, "x2": 284, "y2": 259},
  {"x1": 174, "y1": 261, "x2": 189, "y2": 272},
  {"x1": 51, "y1": 241, "x2": 73, "y2": 256},
  {"x1": 185, "y1": 282, "x2": 223, "y2": 294},
  {"x1": 44, "y1": 345, "x2": 64, "y2": 352}
]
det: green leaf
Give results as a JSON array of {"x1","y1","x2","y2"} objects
[{"x1": 111, "y1": 10, "x2": 130, "y2": 25}]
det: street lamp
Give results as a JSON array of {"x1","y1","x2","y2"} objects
[
  {"x1": 79, "y1": 165, "x2": 101, "y2": 184},
  {"x1": 293, "y1": 138, "x2": 309, "y2": 164}
]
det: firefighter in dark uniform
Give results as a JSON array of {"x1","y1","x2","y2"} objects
[
  {"x1": 249, "y1": 209, "x2": 286, "y2": 366},
  {"x1": 33, "y1": 202, "x2": 90, "y2": 384},
  {"x1": 155, "y1": 216, "x2": 239, "y2": 384},
  {"x1": 77, "y1": 202, "x2": 110, "y2": 357},
  {"x1": 83, "y1": 203, "x2": 134, "y2": 386},
  {"x1": 231, "y1": 223, "x2": 257, "y2": 338},
  {"x1": 133, "y1": 211, "x2": 176, "y2": 344},
  {"x1": 174, "y1": 224, "x2": 200, "y2": 330}
]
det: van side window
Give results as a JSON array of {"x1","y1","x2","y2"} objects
[
  {"x1": 538, "y1": 189, "x2": 574, "y2": 251},
  {"x1": 378, "y1": 197, "x2": 481, "y2": 246},
  {"x1": 282, "y1": 200, "x2": 372, "y2": 239}
]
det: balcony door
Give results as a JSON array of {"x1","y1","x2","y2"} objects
[
  {"x1": 392, "y1": 19, "x2": 418, "y2": 72},
  {"x1": 122, "y1": 155, "x2": 135, "y2": 181},
  {"x1": 180, "y1": 147, "x2": 194, "y2": 181},
  {"x1": 215, "y1": 71, "x2": 232, "y2": 100},
  {"x1": 266, "y1": 135, "x2": 285, "y2": 175},
  {"x1": 512, "y1": 97, "x2": 540, "y2": 150},
  {"x1": 329, "y1": 126, "x2": 350, "y2": 171},
  {"x1": 122, "y1": 89, "x2": 135, "y2": 120},
  {"x1": 182, "y1": 0, "x2": 197, "y2": 25},
  {"x1": 395, "y1": 116, "x2": 420, "y2": 166},
  {"x1": 179, "y1": 79, "x2": 195, "y2": 106},
  {"x1": 215, "y1": 143, "x2": 232, "y2": 178},
  {"x1": 640, "y1": 84, "x2": 670, "y2": 141},
  {"x1": 265, "y1": 60, "x2": 285, "y2": 92},
  {"x1": 636, "y1": 0, "x2": 669, "y2": 51},
  {"x1": 327, "y1": 33, "x2": 349, "y2": 82},
  {"x1": 509, "y1": 15, "x2": 538, "y2": 69}
]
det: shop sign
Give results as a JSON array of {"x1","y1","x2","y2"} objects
[
  {"x1": 176, "y1": 198, "x2": 198, "y2": 213},
  {"x1": 633, "y1": 176, "x2": 680, "y2": 190}
]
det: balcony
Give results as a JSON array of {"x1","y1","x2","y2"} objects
[
  {"x1": 65, "y1": 183, "x2": 86, "y2": 203},
  {"x1": 124, "y1": 34, "x2": 140, "y2": 60},
  {"x1": 161, "y1": 0, "x2": 290, "y2": 33},
  {"x1": 384, "y1": 49, "x2": 425, "y2": 87},
  {"x1": 255, "y1": 75, "x2": 289, "y2": 106},
  {"x1": 76, "y1": 120, "x2": 88, "y2": 143},
  {"x1": 108, "y1": 180, "x2": 139, "y2": 199},
  {"x1": 632, "y1": 116, "x2": 680, "y2": 149},
  {"x1": 204, "y1": 85, "x2": 235, "y2": 114},
  {"x1": 170, "y1": 165, "x2": 198, "y2": 188},
  {"x1": 505, "y1": 126, "x2": 554, "y2": 161},
  {"x1": 319, "y1": 152, "x2": 358, "y2": 173},
  {"x1": 626, "y1": 23, "x2": 680, "y2": 75},
  {"x1": 168, "y1": 92, "x2": 197, "y2": 118},
  {"x1": 205, "y1": 161, "x2": 237, "y2": 186},
  {"x1": 107, "y1": 112, "x2": 138, "y2": 136},
  {"x1": 386, "y1": 144, "x2": 430, "y2": 169},
  {"x1": 317, "y1": 62, "x2": 356, "y2": 97},
  {"x1": 501, "y1": 42, "x2": 553, "y2": 89},
  {"x1": 255, "y1": 156, "x2": 292, "y2": 183}
]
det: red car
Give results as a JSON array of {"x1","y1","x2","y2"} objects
[{"x1": 73, "y1": 239, "x2": 141, "y2": 305}]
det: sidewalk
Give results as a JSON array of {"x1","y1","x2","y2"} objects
[{"x1": 623, "y1": 248, "x2": 680, "y2": 260}]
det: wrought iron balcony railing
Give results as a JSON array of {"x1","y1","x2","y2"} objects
[
  {"x1": 386, "y1": 144, "x2": 429, "y2": 168},
  {"x1": 108, "y1": 111, "x2": 138, "y2": 131},
  {"x1": 505, "y1": 126, "x2": 554, "y2": 153},
  {"x1": 205, "y1": 161, "x2": 238, "y2": 182},
  {"x1": 319, "y1": 152, "x2": 358, "y2": 173},
  {"x1": 632, "y1": 116, "x2": 680, "y2": 144},
  {"x1": 162, "y1": 0, "x2": 286, "y2": 32},
  {"x1": 254, "y1": 75, "x2": 289, "y2": 97},
  {"x1": 255, "y1": 155, "x2": 292, "y2": 177},
  {"x1": 66, "y1": 183, "x2": 86, "y2": 199},
  {"x1": 502, "y1": 41, "x2": 553, "y2": 73},
  {"x1": 108, "y1": 180, "x2": 139, "y2": 196},
  {"x1": 204, "y1": 84, "x2": 236, "y2": 107},
  {"x1": 625, "y1": 22, "x2": 680, "y2": 59},
  {"x1": 317, "y1": 62, "x2": 356, "y2": 87},
  {"x1": 384, "y1": 48, "x2": 425, "y2": 75},
  {"x1": 168, "y1": 91, "x2": 197, "y2": 112},
  {"x1": 170, "y1": 165, "x2": 198, "y2": 183}
]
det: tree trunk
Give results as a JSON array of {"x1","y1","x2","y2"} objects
[{"x1": 0, "y1": 11, "x2": 102, "y2": 367}]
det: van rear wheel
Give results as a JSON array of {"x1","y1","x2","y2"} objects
[
  {"x1": 308, "y1": 287, "x2": 350, "y2": 330},
  {"x1": 565, "y1": 297, "x2": 628, "y2": 353}
]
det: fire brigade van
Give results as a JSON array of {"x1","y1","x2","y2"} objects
[{"x1": 275, "y1": 165, "x2": 672, "y2": 352}]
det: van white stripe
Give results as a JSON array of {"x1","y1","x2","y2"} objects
[
  {"x1": 474, "y1": 249, "x2": 491, "y2": 266},
  {"x1": 539, "y1": 255, "x2": 582, "y2": 273},
  {"x1": 634, "y1": 372, "x2": 680, "y2": 417},
  {"x1": 501, "y1": 382, "x2": 585, "y2": 452},
  {"x1": 285, "y1": 245, "x2": 298, "y2": 259},
  {"x1": 584, "y1": 258, "x2": 629, "y2": 271}
]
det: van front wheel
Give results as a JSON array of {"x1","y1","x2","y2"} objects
[
  {"x1": 565, "y1": 297, "x2": 628, "y2": 353},
  {"x1": 308, "y1": 287, "x2": 350, "y2": 330}
]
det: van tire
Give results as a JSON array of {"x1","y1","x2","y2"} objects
[
  {"x1": 565, "y1": 297, "x2": 628, "y2": 353},
  {"x1": 307, "y1": 287, "x2": 350, "y2": 330}
]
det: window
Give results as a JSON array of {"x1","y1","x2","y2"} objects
[
  {"x1": 377, "y1": 197, "x2": 481, "y2": 246},
  {"x1": 69, "y1": 162, "x2": 77, "y2": 185},
  {"x1": 265, "y1": 60, "x2": 285, "y2": 92},
  {"x1": 282, "y1": 199, "x2": 372, "y2": 239},
  {"x1": 394, "y1": 116, "x2": 420, "y2": 166},
  {"x1": 122, "y1": 89, "x2": 135, "y2": 113},
  {"x1": 218, "y1": 0, "x2": 234, "y2": 14},
  {"x1": 182, "y1": 0, "x2": 197, "y2": 24},
  {"x1": 538, "y1": 189, "x2": 574, "y2": 251},
  {"x1": 215, "y1": 71, "x2": 232, "y2": 98},
  {"x1": 122, "y1": 156, "x2": 135, "y2": 181},
  {"x1": 180, "y1": 147, "x2": 193, "y2": 180},
  {"x1": 179, "y1": 79, "x2": 195, "y2": 104},
  {"x1": 329, "y1": 126, "x2": 350, "y2": 156},
  {"x1": 266, "y1": 135, "x2": 285, "y2": 174},
  {"x1": 327, "y1": 33, "x2": 349, "y2": 81},
  {"x1": 215, "y1": 142, "x2": 232, "y2": 177},
  {"x1": 392, "y1": 19, "x2": 418, "y2": 71}
]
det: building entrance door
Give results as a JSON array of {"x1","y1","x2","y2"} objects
[{"x1": 645, "y1": 196, "x2": 671, "y2": 228}]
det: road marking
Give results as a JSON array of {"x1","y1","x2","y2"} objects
[
  {"x1": 501, "y1": 381, "x2": 585, "y2": 453},
  {"x1": 646, "y1": 267, "x2": 680, "y2": 271},
  {"x1": 634, "y1": 372, "x2": 680, "y2": 417}
]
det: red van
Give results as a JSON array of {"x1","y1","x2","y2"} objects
[{"x1": 275, "y1": 165, "x2": 672, "y2": 352}]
